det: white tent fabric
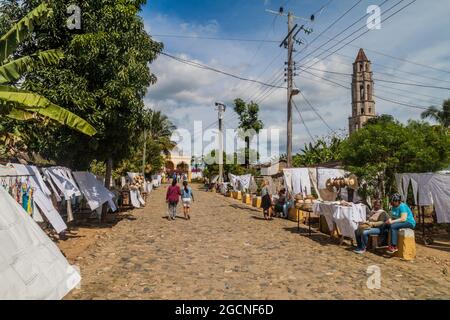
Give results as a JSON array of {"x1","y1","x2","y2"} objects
[
  {"x1": 0, "y1": 187, "x2": 80, "y2": 300},
  {"x1": 9, "y1": 164, "x2": 67, "y2": 234},
  {"x1": 72, "y1": 172, "x2": 117, "y2": 212}
]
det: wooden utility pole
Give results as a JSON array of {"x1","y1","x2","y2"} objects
[
  {"x1": 286, "y1": 11, "x2": 294, "y2": 168},
  {"x1": 215, "y1": 102, "x2": 226, "y2": 183},
  {"x1": 267, "y1": 7, "x2": 313, "y2": 168}
]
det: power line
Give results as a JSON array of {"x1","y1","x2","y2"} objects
[
  {"x1": 297, "y1": 0, "x2": 417, "y2": 75},
  {"x1": 293, "y1": 100, "x2": 316, "y2": 143},
  {"x1": 297, "y1": 66, "x2": 450, "y2": 90},
  {"x1": 160, "y1": 52, "x2": 286, "y2": 89},
  {"x1": 297, "y1": 66, "x2": 432, "y2": 110},
  {"x1": 297, "y1": 89, "x2": 336, "y2": 134},
  {"x1": 152, "y1": 34, "x2": 279, "y2": 43}
]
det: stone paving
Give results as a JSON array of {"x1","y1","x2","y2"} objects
[{"x1": 63, "y1": 184, "x2": 450, "y2": 300}]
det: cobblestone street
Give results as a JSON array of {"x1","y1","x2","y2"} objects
[{"x1": 63, "y1": 184, "x2": 450, "y2": 300}]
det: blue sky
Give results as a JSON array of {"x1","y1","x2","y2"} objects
[{"x1": 140, "y1": 0, "x2": 450, "y2": 159}]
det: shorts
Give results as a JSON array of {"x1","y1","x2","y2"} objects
[{"x1": 182, "y1": 198, "x2": 191, "y2": 208}]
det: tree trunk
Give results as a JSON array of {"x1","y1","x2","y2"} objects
[
  {"x1": 245, "y1": 136, "x2": 250, "y2": 169},
  {"x1": 101, "y1": 157, "x2": 113, "y2": 222}
]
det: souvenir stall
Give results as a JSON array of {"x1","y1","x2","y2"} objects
[
  {"x1": 8, "y1": 164, "x2": 68, "y2": 234},
  {"x1": 121, "y1": 173, "x2": 147, "y2": 209},
  {"x1": 395, "y1": 172, "x2": 450, "y2": 244},
  {"x1": 0, "y1": 184, "x2": 81, "y2": 299},
  {"x1": 312, "y1": 174, "x2": 366, "y2": 243}
]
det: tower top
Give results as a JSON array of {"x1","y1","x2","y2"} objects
[{"x1": 355, "y1": 48, "x2": 369, "y2": 62}]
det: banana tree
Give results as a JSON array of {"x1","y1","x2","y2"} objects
[{"x1": 0, "y1": 2, "x2": 96, "y2": 136}]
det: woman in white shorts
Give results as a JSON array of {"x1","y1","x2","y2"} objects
[{"x1": 181, "y1": 181, "x2": 194, "y2": 220}]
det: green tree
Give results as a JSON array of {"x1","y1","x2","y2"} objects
[
  {"x1": 233, "y1": 98, "x2": 263, "y2": 167},
  {"x1": 341, "y1": 116, "x2": 450, "y2": 201},
  {"x1": 293, "y1": 136, "x2": 343, "y2": 167},
  {"x1": 5, "y1": 0, "x2": 162, "y2": 187},
  {"x1": 0, "y1": 3, "x2": 96, "y2": 136},
  {"x1": 421, "y1": 99, "x2": 450, "y2": 129}
]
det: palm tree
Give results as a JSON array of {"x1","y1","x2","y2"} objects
[
  {"x1": 421, "y1": 99, "x2": 450, "y2": 129},
  {"x1": 0, "y1": 3, "x2": 96, "y2": 136},
  {"x1": 141, "y1": 109, "x2": 176, "y2": 155}
]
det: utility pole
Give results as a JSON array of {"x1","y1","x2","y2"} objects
[
  {"x1": 215, "y1": 102, "x2": 226, "y2": 183},
  {"x1": 142, "y1": 129, "x2": 147, "y2": 178},
  {"x1": 286, "y1": 11, "x2": 294, "y2": 168},
  {"x1": 267, "y1": 7, "x2": 313, "y2": 168}
]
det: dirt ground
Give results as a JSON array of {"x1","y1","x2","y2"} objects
[{"x1": 60, "y1": 184, "x2": 450, "y2": 300}]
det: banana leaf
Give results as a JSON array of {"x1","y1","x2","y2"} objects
[
  {"x1": 0, "y1": 49, "x2": 64, "y2": 84},
  {"x1": 0, "y1": 86, "x2": 97, "y2": 136},
  {"x1": 0, "y1": 3, "x2": 53, "y2": 62}
]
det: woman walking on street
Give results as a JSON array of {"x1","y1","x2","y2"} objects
[
  {"x1": 182, "y1": 181, "x2": 195, "y2": 220},
  {"x1": 166, "y1": 179, "x2": 181, "y2": 220},
  {"x1": 261, "y1": 180, "x2": 272, "y2": 220}
]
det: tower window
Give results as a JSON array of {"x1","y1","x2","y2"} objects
[
  {"x1": 369, "y1": 108, "x2": 372, "y2": 114},
  {"x1": 360, "y1": 85, "x2": 365, "y2": 101},
  {"x1": 367, "y1": 84, "x2": 371, "y2": 100}
]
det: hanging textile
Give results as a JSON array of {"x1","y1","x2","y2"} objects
[
  {"x1": 317, "y1": 168, "x2": 346, "y2": 189},
  {"x1": 429, "y1": 174, "x2": 450, "y2": 224},
  {"x1": 283, "y1": 170, "x2": 293, "y2": 194},
  {"x1": 72, "y1": 171, "x2": 117, "y2": 212},
  {"x1": 417, "y1": 173, "x2": 434, "y2": 206},
  {"x1": 402, "y1": 174, "x2": 412, "y2": 200},
  {"x1": 11, "y1": 164, "x2": 67, "y2": 233},
  {"x1": 0, "y1": 187, "x2": 81, "y2": 299},
  {"x1": 130, "y1": 190, "x2": 141, "y2": 208},
  {"x1": 395, "y1": 174, "x2": 404, "y2": 199},
  {"x1": 43, "y1": 170, "x2": 62, "y2": 202},
  {"x1": 43, "y1": 167, "x2": 81, "y2": 201}
]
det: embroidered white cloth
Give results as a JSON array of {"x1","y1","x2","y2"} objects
[
  {"x1": 130, "y1": 190, "x2": 141, "y2": 208},
  {"x1": 313, "y1": 202, "x2": 366, "y2": 240},
  {"x1": 0, "y1": 187, "x2": 81, "y2": 299},
  {"x1": 72, "y1": 172, "x2": 117, "y2": 212},
  {"x1": 44, "y1": 167, "x2": 81, "y2": 201}
]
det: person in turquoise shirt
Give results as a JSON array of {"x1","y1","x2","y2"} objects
[{"x1": 385, "y1": 194, "x2": 416, "y2": 254}]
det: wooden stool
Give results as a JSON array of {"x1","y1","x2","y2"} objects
[
  {"x1": 368, "y1": 235, "x2": 379, "y2": 250},
  {"x1": 242, "y1": 194, "x2": 252, "y2": 205},
  {"x1": 396, "y1": 229, "x2": 416, "y2": 261},
  {"x1": 252, "y1": 196, "x2": 262, "y2": 208}
]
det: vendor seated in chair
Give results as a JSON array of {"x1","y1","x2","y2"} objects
[
  {"x1": 353, "y1": 200, "x2": 390, "y2": 254},
  {"x1": 273, "y1": 189, "x2": 293, "y2": 219}
]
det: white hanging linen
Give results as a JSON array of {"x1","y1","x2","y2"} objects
[
  {"x1": 237, "y1": 174, "x2": 252, "y2": 191},
  {"x1": 33, "y1": 205, "x2": 44, "y2": 223},
  {"x1": 283, "y1": 170, "x2": 293, "y2": 194},
  {"x1": 228, "y1": 174, "x2": 237, "y2": 191},
  {"x1": 417, "y1": 173, "x2": 434, "y2": 206},
  {"x1": 410, "y1": 174, "x2": 419, "y2": 205},
  {"x1": 11, "y1": 164, "x2": 67, "y2": 234},
  {"x1": 130, "y1": 190, "x2": 141, "y2": 208},
  {"x1": 402, "y1": 174, "x2": 411, "y2": 200},
  {"x1": 0, "y1": 187, "x2": 81, "y2": 299},
  {"x1": 44, "y1": 167, "x2": 81, "y2": 201},
  {"x1": 43, "y1": 170, "x2": 62, "y2": 202},
  {"x1": 395, "y1": 174, "x2": 404, "y2": 199},
  {"x1": 72, "y1": 172, "x2": 116, "y2": 212},
  {"x1": 429, "y1": 174, "x2": 450, "y2": 223}
]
